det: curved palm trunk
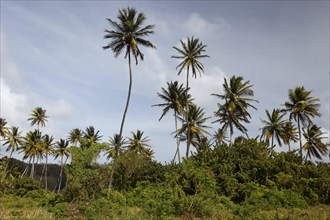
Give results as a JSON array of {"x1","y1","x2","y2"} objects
[
  {"x1": 109, "y1": 52, "x2": 133, "y2": 190},
  {"x1": 1, "y1": 150, "x2": 14, "y2": 183},
  {"x1": 297, "y1": 117, "x2": 303, "y2": 158},
  {"x1": 186, "y1": 68, "x2": 191, "y2": 159}
]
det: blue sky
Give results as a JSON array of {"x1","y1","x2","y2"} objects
[{"x1": 1, "y1": 1, "x2": 329, "y2": 163}]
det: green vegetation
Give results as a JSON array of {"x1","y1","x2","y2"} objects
[{"x1": 1, "y1": 6, "x2": 329, "y2": 220}]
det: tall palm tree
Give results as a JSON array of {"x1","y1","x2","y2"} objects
[
  {"x1": 212, "y1": 75, "x2": 258, "y2": 144},
  {"x1": 177, "y1": 105, "x2": 210, "y2": 157},
  {"x1": 27, "y1": 107, "x2": 49, "y2": 130},
  {"x1": 260, "y1": 109, "x2": 288, "y2": 148},
  {"x1": 283, "y1": 86, "x2": 321, "y2": 157},
  {"x1": 53, "y1": 139, "x2": 70, "y2": 193},
  {"x1": 282, "y1": 122, "x2": 298, "y2": 151},
  {"x1": 303, "y1": 124, "x2": 328, "y2": 160},
  {"x1": 40, "y1": 134, "x2": 54, "y2": 190},
  {"x1": 127, "y1": 130, "x2": 151, "y2": 157},
  {"x1": 172, "y1": 36, "x2": 209, "y2": 158},
  {"x1": 3, "y1": 127, "x2": 23, "y2": 174},
  {"x1": 103, "y1": 7, "x2": 155, "y2": 190},
  {"x1": 103, "y1": 7, "x2": 156, "y2": 152},
  {"x1": 67, "y1": 128, "x2": 83, "y2": 146},
  {"x1": 212, "y1": 128, "x2": 229, "y2": 146},
  {"x1": 153, "y1": 81, "x2": 193, "y2": 162},
  {"x1": 0, "y1": 118, "x2": 9, "y2": 155}
]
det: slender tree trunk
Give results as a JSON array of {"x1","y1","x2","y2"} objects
[
  {"x1": 22, "y1": 157, "x2": 32, "y2": 178},
  {"x1": 271, "y1": 134, "x2": 274, "y2": 148},
  {"x1": 45, "y1": 154, "x2": 48, "y2": 190},
  {"x1": 3, "y1": 150, "x2": 14, "y2": 174},
  {"x1": 297, "y1": 117, "x2": 303, "y2": 158},
  {"x1": 230, "y1": 130, "x2": 233, "y2": 146},
  {"x1": 288, "y1": 143, "x2": 291, "y2": 152},
  {"x1": 109, "y1": 52, "x2": 133, "y2": 190},
  {"x1": 186, "y1": 68, "x2": 190, "y2": 159},
  {"x1": 30, "y1": 157, "x2": 35, "y2": 179},
  {"x1": 174, "y1": 112, "x2": 181, "y2": 163}
]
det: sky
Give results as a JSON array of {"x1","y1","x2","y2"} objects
[{"x1": 1, "y1": 1, "x2": 329, "y2": 164}]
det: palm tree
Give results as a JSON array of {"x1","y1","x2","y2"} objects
[
  {"x1": 177, "y1": 105, "x2": 210, "y2": 157},
  {"x1": 282, "y1": 122, "x2": 298, "y2": 151},
  {"x1": 283, "y1": 86, "x2": 321, "y2": 157},
  {"x1": 127, "y1": 130, "x2": 152, "y2": 157},
  {"x1": 260, "y1": 109, "x2": 288, "y2": 148},
  {"x1": 212, "y1": 75, "x2": 258, "y2": 144},
  {"x1": 3, "y1": 127, "x2": 23, "y2": 174},
  {"x1": 303, "y1": 124, "x2": 328, "y2": 160},
  {"x1": 21, "y1": 130, "x2": 43, "y2": 179},
  {"x1": 40, "y1": 134, "x2": 54, "y2": 190},
  {"x1": 53, "y1": 139, "x2": 70, "y2": 193},
  {"x1": 67, "y1": 128, "x2": 83, "y2": 146},
  {"x1": 81, "y1": 126, "x2": 102, "y2": 150},
  {"x1": 105, "y1": 134, "x2": 127, "y2": 160},
  {"x1": 212, "y1": 128, "x2": 229, "y2": 146},
  {"x1": 153, "y1": 81, "x2": 193, "y2": 162},
  {"x1": 0, "y1": 118, "x2": 9, "y2": 155},
  {"x1": 103, "y1": 7, "x2": 156, "y2": 151},
  {"x1": 172, "y1": 36, "x2": 209, "y2": 158},
  {"x1": 27, "y1": 107, "x2": 49, "y2": 130}
]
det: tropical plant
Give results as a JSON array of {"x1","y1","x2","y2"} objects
[
  {"x1": 212, "y1": 75, "x2": 258, "y2": 144},
  {"x1": 177, "y1": 105, "x2": 210, "y2": 156},
  {"x1": 303, "y1": 124, "x2": 328, "y2": 160},
  {"x1": 82, "y1": 126, "x2": 102, "y2": 149},
  {"x1": 53, "y1": 139, "x2": 70, "y2": 193},
  {"x1": 283, "y1": 86, "x2": 321, "y2": 157},
  {"x1": 27, "y1": 107, "x2": 49, "y2": 130},
  {"x1": 40, "y1": 134, "x2": 54, "y2": 190},
  {"x1": 282, "y1": 122, "x2": 298, "y2": 151},
  {"x1": 127, "y1": 130, "x2": 152, "y2": 157},
  {"x1": 153, "y1": 81, "x2": 193, "y2": 162},
  {"x1": 2, "y1": 127, "x2": 23, "y2": 174},
  {"x1": 103, "y1": 7, "x2": 155, "y2": 189},
  {"x1": 0, "y1": 117, "x2": 9, "y2": 155},
  {"x1": 260, "y1": 109, "x2": 288, "y2": 148},
  {"x1": 172, "y1": 36, "x2": 209, "y2": 158},
  {"x1": 67, "y1": 128, "x2": 83, "y2": 146},
  {"x1": 212, "y1": 128, "x2": 229, "y2": 146}
]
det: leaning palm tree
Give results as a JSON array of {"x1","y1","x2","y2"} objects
[
  {"x1": 153, "y1": 81, "x2": 193, "y2": 162},
  {"x1": 283, "y1": 86, "x2": 321, "y2": 157},
  {"x1": 127, "y1": 130, "x2": 152, "y2": 157},
  {"x1": 103, "y1": 7, "x2": 155, "y2": 190},
  {"x1": 2, "y1": 127, "x2": 23, "y2": 174},
  {"x1": 53, "y1": 139, "x2": 70, "y2": 193},
  {"x1": 260, "y1": 109, "x2": 288, "y2": 148},
  {"x1": 303, "y1": 124, "x2": 328, "y2": 160},
  {"x1": 172, "y1": 36, "x2": 209, "y2": 158},
  {"x1": 103, "y1": 7, "x2": 156, "y2": 152},
  {"x1": 0, "y1": 118, "x2": 9, "y2": 155},
  {"x1": 27, "y1": 107, "x2": 49, "y2": 130},
  {"x1": 212, "y1": 75, "x2": 258, "y2": 144},
  {"x1": 177, "y1": 105, "x2": 210, "y2": 157},
  {"x1": 67, "y1": 128, "x2": 83, "y2": 146},
  {"x1": 282, "y1": 122, "x2": 298, "y2": 151}
]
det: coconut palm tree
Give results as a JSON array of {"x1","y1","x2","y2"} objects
[
  {"x1": 81, "y1": 126, "x2": 102, "y2": 150},
  {"x1": 105, "y1": 134, "x2": 127, "y2": 160},
  {"x1": 103, "y1": 7, "x2": 156, "y2": 150},
  {"x1": 212, "y1": 75, "x2": 258, "y2": 144},
  {"x1": 153, "y1": 81, "x2": 193, "y2": 162},
  {"x1": 172, "y1": 36, "x2": 209, "y2": 158},
  {"x1": 67, "y1": 128, "x2": 83, "y2": 146},
  {"x1": 0, "y1": 118, "x2": 9, "y2": 155},
  {"x1": 177, "y1": 105, "x2": 210, "y2": 157},
  {"x1": 2, "y1": 127, "x2": 23, "y2": 174},
  {"x1": 40, "y1": 134, "x2": 54, "y2": 190},
  {"x1": 212, "y1": 128, "x2": 229, "y2": 146},
  {"x1": 282, "y1": 122, "x2": 298, "y2": 151},
  {"x1": 260, "y1": 109, "x2": 288, "y2": 148},
  {"x1": 283, "y1": 86, "x2": 321, "y2": 157},
  {"x1": 303, "y1": 124, "x2": 328, "y2": 160},
  {"x1": 27, "y1": 107, "x2": 49, "y2": 130},
  {"x1": 127, "y1": 130, "x2": 151, "y2": 157},
  {"x1": 53, "y1": 139, "x2": 70, "y2": 193}
]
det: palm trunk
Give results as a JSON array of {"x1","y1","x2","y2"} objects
[
  {"x1": 271, "y1": 135, "x2": 274, "y2": 148},
  {"x1": 45, "y1": 154, "x2": 48, "y2": 190},
  {"x1": 109, "y1": 52, "x2": 133, "y2": 190},
  {"x1": 174, "y1": 112, "x2": 181, "y2": 163},
  {"x1": 3, "y1": 150, "x2": 14, "y2": 174},
  {"x1": 30, "y1": 156, "x2": 35, "y2": 179},
  {"x1": 186, "y1": 68, "x2": 190, "y2": 159},
  {"x1": 22, "y1": 157, "x2": 32, "y2": 177},
  {"x1": 288, "y1": 143, "x2": 291, "y2": 152},
  {"x1": 230, "y1": 130, "x2": 233, "y2": 146},
  {"x1": 297, "y1": 117, "x2": 303, "y2": 158}
]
